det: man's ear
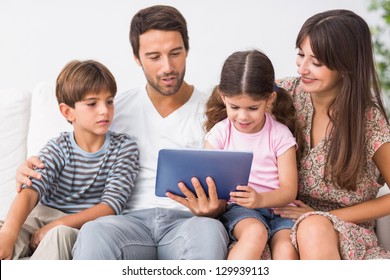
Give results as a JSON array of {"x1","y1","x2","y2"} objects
[
  {"x1": 59, "y1": 103, "x2": 75, "y2": 123},
  {"x1": 134, "y1": 54, "x2": 142, "y2": 66}
]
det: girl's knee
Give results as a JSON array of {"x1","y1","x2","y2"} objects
[{"x1": 234, "y1": 218, "x2": 267, "y2": 240}]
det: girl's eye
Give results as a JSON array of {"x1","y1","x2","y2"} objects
[
  {"x1": 87, "y1": 103, "x2": 96, "y2": 106},
  {"x1": 249, "y1": 107, "x2": 259, "y2": 111},
  {"x1": 107, "y1": 100, "x2": 114, "y2": 105}
]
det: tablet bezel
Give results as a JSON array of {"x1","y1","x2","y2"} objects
[{"x1": 155, "y1": 148, "x2": 253, "y2": 199}]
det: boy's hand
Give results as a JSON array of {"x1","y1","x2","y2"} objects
[
  {"x1": 0, "y1": 231, "x2": 16, "y2": 260},
  {"x1": 29, "y1": 222, "x2": 57, "y2": 250},
  {"x1": 15, "y1": 156, "x2": 44, "y2": 192},
  {"x1": 230, "y1": 185, "x2": 261, "y2": 209}
]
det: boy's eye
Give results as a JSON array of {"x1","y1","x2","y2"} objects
[
  {"x1": 87, "y1": 102, "x2": 96, "y2": 106},
  {"x1": 107, "y1": 100, "x2": 114, "y2": 105}
]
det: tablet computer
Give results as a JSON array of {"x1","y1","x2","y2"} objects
[{"x1": 155, "y1": 148, "x2": 253, "y2": 199}]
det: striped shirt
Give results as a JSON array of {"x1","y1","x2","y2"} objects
[{"x1": 24, "y1": 131, "x2": 139, "y2": 214}]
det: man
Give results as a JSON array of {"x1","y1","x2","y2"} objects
[{"x1": 16, "y1": 5, "x2": 228, "y2": 260}]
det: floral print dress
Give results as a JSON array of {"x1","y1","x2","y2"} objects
[{"x1": 277, "y1": 76, "x2": 390, "y2": 259}]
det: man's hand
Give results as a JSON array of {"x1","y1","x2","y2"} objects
[
  {"x1": 15, "y1": 156, "x2": 44, "y2": 192},
  {"x1": 166, "y1": 177, "x2": 226, "y2": 218}
]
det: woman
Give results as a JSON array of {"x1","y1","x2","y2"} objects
[{"x1": 275, "y1": 9, "x2": 390, "y2": 259}]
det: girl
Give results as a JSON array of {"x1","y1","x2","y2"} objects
[{"x1": 204, "y1": 50, "x2": 302, "y2": 260}]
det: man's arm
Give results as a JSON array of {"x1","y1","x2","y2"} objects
[{"x1": 15, "y1": 156, "x2": 44, "y2": 192}]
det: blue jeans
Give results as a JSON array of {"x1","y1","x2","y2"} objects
[
  {"x1": 72, "y1": 208, "x2": 229, "y2": 260},
  {"x1": 220, "y1": 203, "x2": 295, "y2": 242}
]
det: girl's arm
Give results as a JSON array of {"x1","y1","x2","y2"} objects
[
  {"x1": 0, "y1": 188, "x2": 39, "y2": 259},
  {"x1": 331, "y1": 142, "x2": 390, "y2": 223},
  {"x1": 231, "y1": 146, "x2": 298, "y2": 208}
]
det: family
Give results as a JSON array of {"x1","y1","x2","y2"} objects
[{"x1": 1, "y1": 4, "x2": 390, "y2": 260}]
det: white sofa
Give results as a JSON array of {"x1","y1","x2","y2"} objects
[{"x1": 1, "y1": 83, "x2": 390, "y2": 253}]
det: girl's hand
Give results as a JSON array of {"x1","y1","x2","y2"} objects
[
  {"x1": 230, "y1": 185, "x2": 261, "y2": 209},
  {"x1": 273, "y1": 200, "x2": 314, "y2": 220}
]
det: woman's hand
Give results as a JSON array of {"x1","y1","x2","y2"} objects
[
  {"x1": 166, "y1": 177, "x2": 227, "y2": 218},
  {"x1": 15, "y1": 156, "x2": 44, "y2": 192},
  {"x1": 273, "y1": 200, "x2": 314, "y2": 220}
]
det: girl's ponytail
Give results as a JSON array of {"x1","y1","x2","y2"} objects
[{"x1": 204, "y1": 86, "x2": 227, "y2": 132}]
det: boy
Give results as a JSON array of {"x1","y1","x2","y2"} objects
[{"x1": 0, "y1": 60, "x2": 139, "y2": 260}]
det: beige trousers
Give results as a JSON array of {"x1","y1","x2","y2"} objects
[{"x1": 0, "y1": 204, "x2": 78, "y2": 260}]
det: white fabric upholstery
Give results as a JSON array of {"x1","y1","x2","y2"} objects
[
  {"x1": 27, "y1": 82, "x2": 71, "y2": 157},
  {"x1": 0, "y1": 89, "x2": 31, "y2": 219}
]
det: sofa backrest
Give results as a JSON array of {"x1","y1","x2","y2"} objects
[{"x1": 0, "y1": 89, "x2": 31, "y2": 218}]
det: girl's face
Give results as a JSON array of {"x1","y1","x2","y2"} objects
[
  {"x1": 296, "y1": 36, "x2": 342, "y2": 98},
  {"x1": 222, "y1": 93, "x2": 273, "y2": 134}
]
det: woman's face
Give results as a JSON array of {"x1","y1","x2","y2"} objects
[{"x1": 296, "y1": 36, "x2": 342, "y2": 98}]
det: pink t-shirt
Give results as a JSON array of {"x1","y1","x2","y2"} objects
[{"x1": 205, "y1": 113, "x2": 296, "y2": 193}]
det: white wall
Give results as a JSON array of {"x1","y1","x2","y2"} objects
[{"x1": 0, "y1": 0, "x2": 378, "y2": 94}]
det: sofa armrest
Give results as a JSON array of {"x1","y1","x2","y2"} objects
[{"x1": 376, "y1": 186, "x2": 390, "y2": 251}]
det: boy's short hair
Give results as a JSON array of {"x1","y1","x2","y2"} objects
[
  {"x1": 56, "y1": 60, "x2": 117, "y2": 108},
  {"x1": 130, "y1": 5, "x2": 189, "y2": 59}
]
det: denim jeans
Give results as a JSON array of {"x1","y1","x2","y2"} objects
[{"x1": 72, "y1": 207, "x2": 228, "y2": 259}]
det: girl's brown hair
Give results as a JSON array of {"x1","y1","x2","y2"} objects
[{"x1": 204, "y1": 50, "x2": 303, "y2": 159}]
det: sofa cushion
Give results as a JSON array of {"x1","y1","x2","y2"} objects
[
  {"x1": 0, "y1": 89, "x2": 31, "y2": 219},
  {"x1": 27, "y1": 82, "x2": 71, "y2": 157}
]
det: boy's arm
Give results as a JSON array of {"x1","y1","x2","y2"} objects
[
  {"x1": 0, "y1": 189, "x2": 39, "y2": 259},
  {"x1": 29, "y1": 203, "x2": 114, "y2": 250}
]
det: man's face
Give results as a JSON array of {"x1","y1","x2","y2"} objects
[{"x1": 135, "y1": 30, "x2": 187, "y2": 96}]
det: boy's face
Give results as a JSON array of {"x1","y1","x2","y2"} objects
[
  {"x1": 70, "y1": 91, "x2": 114, "y2": 137},
  {"x1": 135, "y1": 29, "x2": 187, "y2": 97}
]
